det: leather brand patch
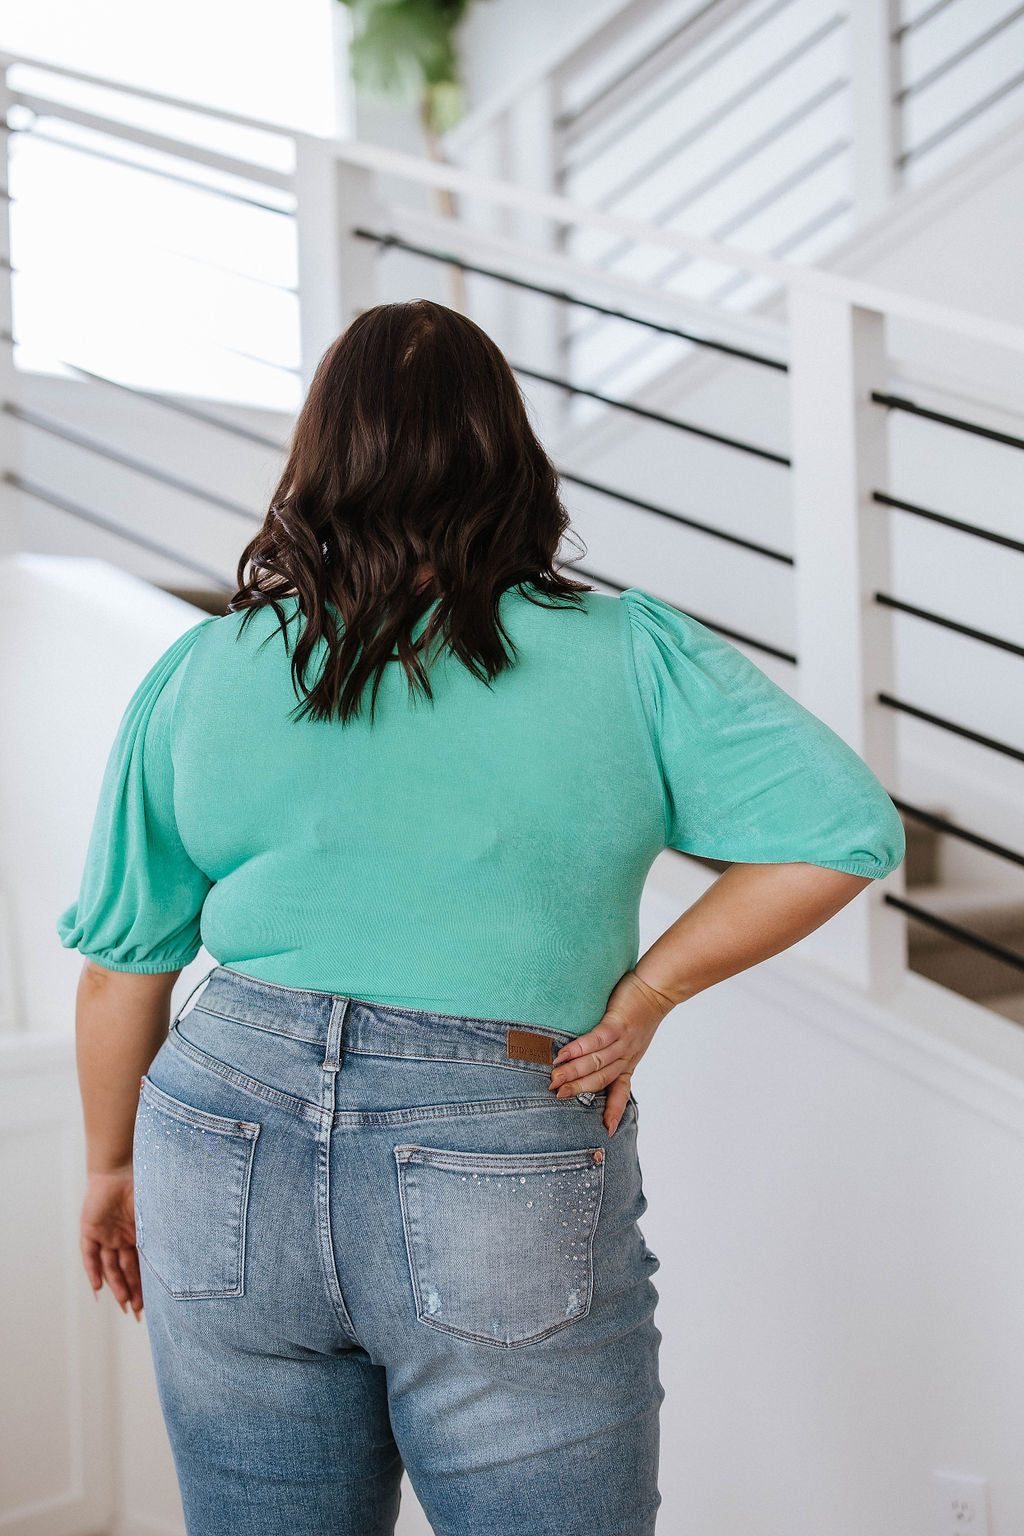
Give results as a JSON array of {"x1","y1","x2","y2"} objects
[{"x1": 507, "y1": 1028, "x2": 554, "y2": 1065}]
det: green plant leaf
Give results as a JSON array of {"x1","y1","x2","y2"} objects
[{"x1": 336, "y1": 0, "x2": 481, "y2": 126}]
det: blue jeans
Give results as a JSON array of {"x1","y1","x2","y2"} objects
[{"x1": 134, "y1": 965, "x2": 664, "y2": 1535}]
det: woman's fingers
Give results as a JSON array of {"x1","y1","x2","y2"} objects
[
  {"x1": 84, "y1": 1241, "x2": 144, "y2": 1318},
  {"x1": 80, "y1": 1235, "x2": 104, "y2": 1295},
  {"x1": 551, "y1": 1023, "x2": 629, "y2": 1091},
  {"x1": 552, "y1": 1020, "x2": 621, "y2": 1070},
  {"x1": 120, "y1": 1246, "x2": 145, "y2": 1318},
  {"x1": 603, "y1": 1075, "x2": 632, "y2": 1136},
  {"x1": 552, "y1": 1045, "x2": 608, "y2": 1090},
  {"x1": 99, "y1": 1245, "x2": 132, "y2": 1313},
  {"x1": 553, "y1": 1047, "x2": 631, "y2": 1097}
]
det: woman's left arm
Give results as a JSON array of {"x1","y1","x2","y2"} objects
[{"x1": 76, "y1": 960, "x2": 182, "y2": 1319}]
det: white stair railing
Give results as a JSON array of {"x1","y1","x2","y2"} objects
[
  {"x1": 2, "y1": 51, "x2": 1024, "y2": 1014},
  {"x1": 444, "y1": 0, "x2": 1024, "y2": 403},
  {"x1": 895, "y1": 0, "x2": 1024, "y2": 186}
]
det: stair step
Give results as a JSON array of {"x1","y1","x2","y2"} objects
[
  {"x1": 162, "y1": 586, "x2": 233, "y2": 616},
  {"x1": 905, "y1": 888, "x2": 1024, "y2": 951},
  {"x1": 903, "y1": 881, "x2": 1024, "y2": 1003},
  {"x1": 903, "y1": 814, "x2": 943, "y2": 890},
  {"x1": 985, "y1": 991, "x2": 1024, "y2": 1027}
]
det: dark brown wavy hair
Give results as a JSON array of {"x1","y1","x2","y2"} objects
[{"x1": 228, "y1": 299, "x2": 590, "y2": 724}]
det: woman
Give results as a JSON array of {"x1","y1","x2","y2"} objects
[{"x1": 58, "y1": 299, "x2": 905, "y2": 1536}]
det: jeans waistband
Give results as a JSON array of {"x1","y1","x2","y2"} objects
[{"x1": 183, "y1": 967, "x2": 594, "y2": 1094}]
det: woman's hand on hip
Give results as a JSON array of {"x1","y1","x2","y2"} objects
[{"x1": 549, "y1": 971, "x2": 675, "y2": 1136}]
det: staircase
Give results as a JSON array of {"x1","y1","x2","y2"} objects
[
  {"x1": 446, "y1": 0, "x2": 1024, "y2": 401},
  {"x1": 2, "y1": 1, "x2": 1024, "y2": 1029}
]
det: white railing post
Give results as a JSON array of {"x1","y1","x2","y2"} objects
[
  {"x1": 503, "y1": 76, "x2": 564, "y2": 389},
  {"x1": 445, "y1": 108, "x2": 516, "y2": 342},
  {"x1": 850, "y1": 0, "x2": 902, "y2": 221},
  {"x1": 293, "y1": 137, "x2": 382, "y2": 395},
  {"x1": 788, "y1": 283, "x2": 907, "y2": 999},
  {"x1": 449, "y1": 79, "x2": 566, "y2": 431},
  {"x1": 0, "y1": 66, "x2": 21, "y2": 556}
]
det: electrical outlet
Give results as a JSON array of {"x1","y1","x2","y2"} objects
[{"x1": 931, "y1": 1472, "x2": 990, "y2": 1536}]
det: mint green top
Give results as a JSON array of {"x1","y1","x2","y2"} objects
[{"x1": 57, "y1": 585, "x2": 905, "y2": 1035}]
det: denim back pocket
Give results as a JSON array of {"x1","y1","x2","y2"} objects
[
  {"x1": 134, "y1": 1076, "x2": 261, "y2": 1299},
  {"x1": 394, "y1": 1144, "x2": 606, "y2": 1348}
]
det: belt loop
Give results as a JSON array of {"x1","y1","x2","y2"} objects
[{"x1": 322, "y1": 995, "x2": 351, "y2": 1073}]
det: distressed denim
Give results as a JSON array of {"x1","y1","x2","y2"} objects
[{"x1": 134, "y1": 965, "x2": 665, "y2": 1535}]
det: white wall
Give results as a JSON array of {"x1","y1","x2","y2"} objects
[
  {"x1": 641, "y1": 854, "x2": 1024, "y2": 1536},
  {"x1": 0, "y1": 1036, "x2": 114, "y2": 1533},
  {"x1": 0, "y1": 556, "x2": 219, "y2": 1038}
]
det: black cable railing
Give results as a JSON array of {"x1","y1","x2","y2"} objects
[
  {"x1": 893, "y1": 797, "x2": 1024, "y2": 870},
  {"x1": 872, "y1": 392, "x2": 1024, "y2": 452},
  {"x1": 585, "y1": 14, "x2": 846, "y2": 216},
  {"x1": 558, "y1": 0, "x2": 807, "y2": 154},
  {"x1": 867, "y1": 375, "x2": 1024, "y2": 999},
  {"x1": 844, "y1": 414, "x2": 1024, "y2": 885},
  {"x1": 569, "y1": 77, "x2": 847, "y2": 254},
  {"x1": 559, "y1": 471, "x2": 793, "y2": 563},
  {"x1": 881, "y1": 894, "x2": 1024, "y2": 976},
  {"x1": 1, "y1": 335, "x2": 786, "y2": 568},
  {"x1": 895, "y1": 0, "x2": 960, "y2": 39},
  {"x1": 877, "y1": 693, "x2": 1024, "y2": 764},
  {"x1": 574, "y1": 580, "x2": 1024, "y2": 960},
  {"x1": 601, "y1": 139, "x2": 849, "y2": 304},
  {"x1": 872, "y1": 492, "x2": 1024, "y2": 556},
  {"x1": 514, "y1": 363, "x2": 790, "y2": 464},
  {"x1": 3, "y1": 401, "x2": 260, "y2": 522},
  {"x1": 58, "y1": 358, "x2": 287, "y2": 450},
  {"x1": 356, "y1": 228, "x2": 788, "y2": 373},
  {"x1": 568, "y1": 564, "x2": 797, "y2": 663},
  {"x1": 6, "y1": 461, "x2": 795, "y2": 664},
  {"x1": 871, "y1": 374, "x2": 1024, "y2": 776},
  {"x1": 896, "y1": 6, "x2": 1024, "y2": 105},
  {"x1": 899, "y1": 68, "x2": 1024, "y2": 168},
  {"x1": 4, "y1": 471, "x2": 234, "y2": 589},
  {"x1": 874, "y1": 592, "x2": 1024, "y2": 659},
  {"x1": 10, "y1": 334, "x2": 781, "y2": 584}
]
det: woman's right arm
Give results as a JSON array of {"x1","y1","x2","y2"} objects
[{"x1": 550, "y1": 861, "x2": 875, "y2": 1136}]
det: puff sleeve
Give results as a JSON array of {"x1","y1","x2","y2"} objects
[
  {"x1": 621, "y1": 588, "x2": 906, "y2": 878},
  {"x1": 57, "y1": 617, "x2": 217, "y2": 972}
]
